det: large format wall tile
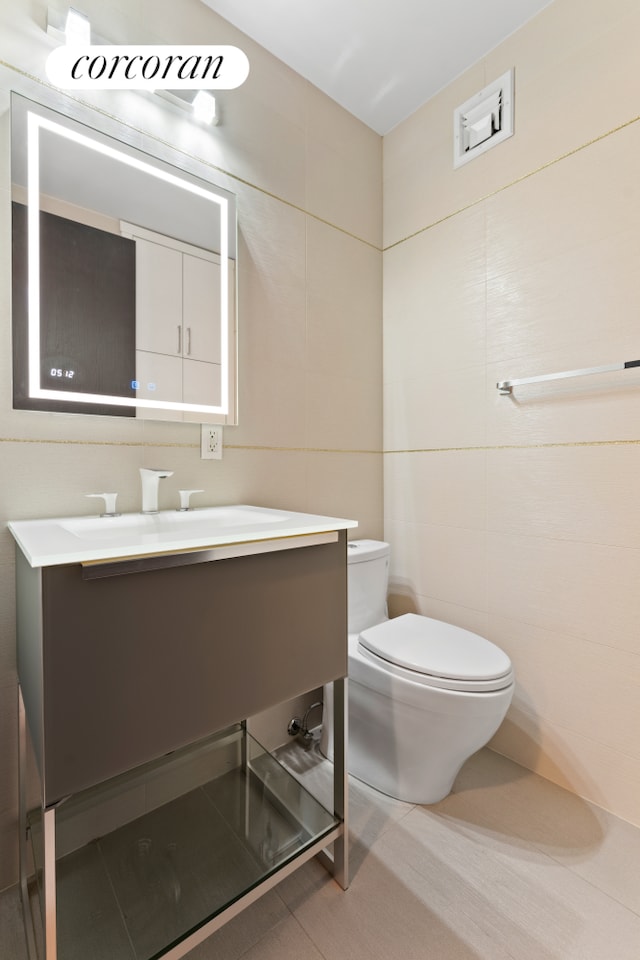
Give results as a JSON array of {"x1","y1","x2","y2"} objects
[
  {"x1": 386, "y1": 519, "x2": 488, "y2": 616},
  {"x1": 384, "y1": 449, "x2": 486, "y2": 530},
  {"x1": 306, "y1": 219, "x2": 382, "y2": 384},
  {"x1": 487, "y1": 445, "x2": 640, "y2": 550},
  {"x1": 384, "y1": 362, "x2": 487, "y2": 451},
  {"x1": 305, "y1": 83, "x2": 382, "y2": 248},
  {"x1": 384, "y1": 205, "x2": 486, "y2": 386},
  {"x1": 487, "y1": 531, "x2": 640, "y2": 657},
  {"x1": 489, "y1": 614, "x2": 640, "y2": 761}
]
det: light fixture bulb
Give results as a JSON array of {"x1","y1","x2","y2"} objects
[
  {"x1": 192, "y1": 91, "x2": 217, "y2": 125},
  {"x1": 64, "y1": 7, "x2": 91, "y2": 45}
]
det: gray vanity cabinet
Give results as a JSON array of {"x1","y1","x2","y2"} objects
[{"x1": 17, "y1": 533, "x2": 347, "y2": 807}]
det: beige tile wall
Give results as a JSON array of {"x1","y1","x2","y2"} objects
[
  {"x1": 0, "y1": 0, "x2": 383, "y2": 890},
  {"x1": 383, "y1": 0, "x2": 640, "y2": 826}
]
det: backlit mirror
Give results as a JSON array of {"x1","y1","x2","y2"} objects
[{"x1": 11, "y1": 92, "x2": 237, "y2": 423}]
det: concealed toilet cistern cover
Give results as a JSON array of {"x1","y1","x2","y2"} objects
[{"x1": 359, "y1": 613, "x2": 512, "y2": 683}]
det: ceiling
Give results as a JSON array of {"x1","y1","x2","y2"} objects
[{"x1": 201, "y1": 0, "x2": 554, "y2": 134}]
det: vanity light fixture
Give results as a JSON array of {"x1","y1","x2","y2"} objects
[
  {"x1": 153, "y1": 88, "x2": 220, "y2": 126},
  {"x1": 64, "y1": 7, "x2": 91, "y2": 45},
  {"x1": 46, "y1": 5, "x2": 90, "y2": 45},
  {"x1": 192, "y1": 90, "x2": 217, "y2": 125}
]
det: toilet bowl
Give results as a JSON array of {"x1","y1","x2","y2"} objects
[{"x1": 320, "y1": 540, "x2": 514, "y2": 804}]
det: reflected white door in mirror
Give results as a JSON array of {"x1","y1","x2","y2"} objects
[{"x1": 121, "y1": 222, "x2": 236, "y2": 423}]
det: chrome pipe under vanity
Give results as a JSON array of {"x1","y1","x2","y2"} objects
[{"x1": 496, "y1": 359, "x2": 640, "y2": 395}]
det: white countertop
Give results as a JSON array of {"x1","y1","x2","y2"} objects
[{"x1": 8, "y1": 504, "x2": 358, "y2": 568}]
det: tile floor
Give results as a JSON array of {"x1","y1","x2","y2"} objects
[{"x1": 2, "y1": 745, "x2": 639, "y2": 960}]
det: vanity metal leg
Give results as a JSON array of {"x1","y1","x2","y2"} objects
[
  {"x1": 316, "y1": 676, "x2": 349, "y2": 889},
  {"x1": 240, "y1": 721, "x2": 251, "y2": 838},
  {"x1": 18, "y1": 685, "x2": 37, "y2": 960},
  {"x1": 18, "y1": 683, "x2": 56, "y2": 959},
  {"x1": 331, "y1": 676, "x2": 349, "y2": 890},
  {"x1": 42, "y1": 807, "x2": 57, "y2": 960}
]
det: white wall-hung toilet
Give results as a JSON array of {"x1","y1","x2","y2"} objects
[{"x1": 321, "y1": 540, "x2": 515, "y2": 804}]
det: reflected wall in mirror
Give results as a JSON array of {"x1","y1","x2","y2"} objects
[{"x1": 11, "y1": 93, "x2": 238, "y2": 423}]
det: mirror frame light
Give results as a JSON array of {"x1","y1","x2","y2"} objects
[{"x1": 17, "y1": 95, "x2": 235, "y2": 418}]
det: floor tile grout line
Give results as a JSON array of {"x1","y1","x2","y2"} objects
[
  {"x1": 539, "y1": 848, "x2": 640, "y2": 921},
  {"x1": 95, "y1": 837, "x2": 139, "y2": 960},
  {"x1": 440, "y1": 790, "x2": 640, "y2": 922}
]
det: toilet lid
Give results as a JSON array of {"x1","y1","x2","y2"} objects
[{"x1": 359, "y1": 613, "x2": 512, "y2": 684}]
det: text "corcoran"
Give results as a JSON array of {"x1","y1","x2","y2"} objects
[{"x1": 46, "y1": 44, "x2": 250, "y2": 90}]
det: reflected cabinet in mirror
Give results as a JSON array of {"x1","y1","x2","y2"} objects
[{"x1": 11, "y1": 93, "x2": 238, "y2": 423}]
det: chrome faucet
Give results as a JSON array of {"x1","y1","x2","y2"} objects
[{"x1": 140, "y1": 468, "x2": 173, "y2": 514}]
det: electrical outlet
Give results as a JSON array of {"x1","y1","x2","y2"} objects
[{"x1": 201, "y1": 424, "x2": 223, "y2": 460}]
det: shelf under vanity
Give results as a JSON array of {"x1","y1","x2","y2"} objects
[{"x1": 24, "y1": 723, "x2": 340, "y2": 960}]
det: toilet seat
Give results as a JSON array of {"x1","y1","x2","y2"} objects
[{"x1": 359, "y1": 613, "x2": 514, "y2": 693}]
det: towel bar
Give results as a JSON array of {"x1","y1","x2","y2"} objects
[{"x1": 497, "y1": 359, "x2": 640, "y2": 395}]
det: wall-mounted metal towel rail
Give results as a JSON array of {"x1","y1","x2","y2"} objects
[{"x1": 497, "y1": 360, "x2": 640, "y2": 395}]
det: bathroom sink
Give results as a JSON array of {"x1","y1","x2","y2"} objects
[
  {"x1": 60, "y1": 505, "x2": 283, "y2": 540},
  {"x1": 8, "y1": 504, "x2": 358, "y2": 567}
]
